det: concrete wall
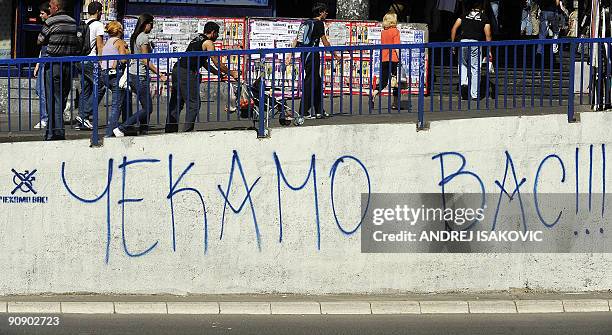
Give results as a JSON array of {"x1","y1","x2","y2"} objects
[{"x1": 1, "y1": 112, "x2": 612, "y2": 296}]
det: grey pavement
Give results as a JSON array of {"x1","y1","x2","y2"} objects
[
  {"x1": 0, "y1": 91, "x2": 592, "y2": 143},
  {"x1": 2, "y1": 313, "x2": 612, "y2": 335}
]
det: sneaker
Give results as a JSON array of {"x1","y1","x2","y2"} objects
[
  {"x1": 83, "y1": 119, "x2": 94, "y2": 130},
  {"x1": 75, "y1": 116, "x2": 93, "y2": 130},
  {"x1": 112, "y1": 128, "x2": 125, "y2": 137},
  {"x1": 304, "y1": 113, "x2": 316, "y2": 120},
  {"x1": 34, "y1": 120, "x2": 47, "y2": 129},
  {"x1": 315, "y1": 112, "x2": 330, "y2": 119}
]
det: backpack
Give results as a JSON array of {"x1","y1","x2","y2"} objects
[
  {"x1": 76, "y1": 19, "x2": 97, "y2": 56},
  {"x1": 296, "y1": 19, "x2": 316, "y2": 47}
]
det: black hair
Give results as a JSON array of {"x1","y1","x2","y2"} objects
[
  {"x1": 203, "y1": 21, "x2": 220, "y2": 34},
  {"x1": 312, "y1": 2, "x2": 328, "y2": 17},
  {"x1": 130, "y1": 13, "x2": 154, "y2": 53},
  {"x1": 87, "y1": 1, "x2": 103, "y2": 15},
  {"x1": 39, "y1": 1, "x2": 50, "y2": 14}
]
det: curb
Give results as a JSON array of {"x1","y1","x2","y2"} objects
[{"x1": 1, "y1": 300, "x2": 611, "y2": 315}]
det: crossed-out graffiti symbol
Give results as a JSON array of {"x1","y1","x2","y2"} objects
[{"x1": 11, "y1": 169, "x2": 37, "y2": 195}]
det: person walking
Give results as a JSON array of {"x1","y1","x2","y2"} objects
[
  {"x1": 291, "y1": 2, "x2": 340, "y2": 119},
  {"x1": 370, "y1": 13, "x2": 401, "y2": 110},
  {"x1": 37, "y1": 0, "x2": 80, "y2": 141},
  {"x1": 164, "y1": 22, "x2": 238, "y2": 133},
  {"x1": 75, "y1": 1, "x2": 104, "y2": 130},
  {"x1": 536, "y1": 0, "x2": 561, "y2": 58},
  {"x1": 33, "y1": 1, "x2": 50, "y2": 130},
  {"x1": 113, "y1": 13, "x2": 166, "y2": 137},
  {"x1": 451, "y1": 0, "x2": 493, "y2": 100},
  {"x1": 98, "y1": 21, "x2": 129, "y2": 137}
]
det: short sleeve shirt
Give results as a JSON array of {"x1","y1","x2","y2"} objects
[
  {"x1": 87, "y1": 19, "x2": 104, "y2": 56},
  {"x1": 311, "y1": 20, "x2": 325, "y2": 46},
  {"x1": 461, "y1": 9, "x2": 490, "y2": 41},
  {"x1": 129, "y1": 32, "x2": 151, "y2": 76}
]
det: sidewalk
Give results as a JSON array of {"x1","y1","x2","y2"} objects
[{"x1": 2, "y1": 293, "x2": 612, "y2": 315}]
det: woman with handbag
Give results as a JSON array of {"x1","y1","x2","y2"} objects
[
  {"x1": 113, "y1": 13, "x2": 167, "y2": 137},
  {"x1": 98, "y1": 21, "x2": 129, "y2": 137},
  {"x1": 370, "y1": 13, "x2": 400, "y2": 110}
]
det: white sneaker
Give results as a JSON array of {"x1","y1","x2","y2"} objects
[
  {"x1": 83, "y1": 119, "x2": 94, "y2": 130},
  {"x1": 75, "y1": 115, "x2": 93, "y2": 130},
  {"x1": 34, "y1": 120, "x2": 47, "y2": 129},
  {"x1": 113, "y1": 128, "x2": 125, "y2": 137}
]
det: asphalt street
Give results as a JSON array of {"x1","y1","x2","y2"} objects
[{"x1": 2, "y1": 313, "x2": 612, "y2": 335}]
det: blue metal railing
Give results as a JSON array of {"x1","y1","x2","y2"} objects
[{"x1": 0, "y1": 38, "x2": 607, "y2": 144}]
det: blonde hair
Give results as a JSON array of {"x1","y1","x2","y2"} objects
[
  {"x1": 383, "y1": 13, "x2": 398, "y2": 29},
  {"x1": 105, "y1": 21, "x2": 124, "y2": 37}
]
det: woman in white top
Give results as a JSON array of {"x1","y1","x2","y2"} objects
[
  {"x1": 99, "y1": 21, "x2": 129, "y2": 137},
  {"x1": 114, "y1": 13, "x2": 167, "y2": 137}
]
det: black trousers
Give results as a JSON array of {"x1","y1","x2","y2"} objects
[
  {"x1": 45, "y1": 62, "x2": 72, "y2": 140},
  {"x1": 165, "y1": 65, "x2": 201, "y2": 133},
  {"x1": 300, "y1": 51, "x2": 323, "y2": 116},
  {"x1": 377, "y1": 61, "x2": 399, "y2": 96}
]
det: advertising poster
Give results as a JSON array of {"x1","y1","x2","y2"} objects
[
  {"x1": 372, "y1": 27, "x2": 427, "y2": 95},
  {"x1": 323, "y1": 21, "x2": 428, "y2": 96},
  {"x1": 248, "y1": 18, "x2": 303, "y2": 97},
  {"x1": 124, "y1": 16, "x2": 247, "y2": 81}
]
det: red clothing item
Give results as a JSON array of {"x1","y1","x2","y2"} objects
[{"x1": 381, "y1": 27, "x2": 400, "y2": 63}]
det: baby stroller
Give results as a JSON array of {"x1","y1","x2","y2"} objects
[{"x1": 234, "y1": 77, "x2": 304, "y2": 127}]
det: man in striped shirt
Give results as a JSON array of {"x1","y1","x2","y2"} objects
[{"x1": 37, "y1": 0, "x2": 79, "y2": 140}]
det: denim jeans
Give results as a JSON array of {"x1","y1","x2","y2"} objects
[
  {"x1": 78, "y1": 61, "x2": 97, "y2": 120},
  {"x1": 119, "y1": 74, "x2": 152, "y2": 132},
  {"x1": 99, "y1": 69, "x2": 126, "y2": 137},
  {"x1": 460, "y1": 39, "x2": 481, "y2": 99},
  {"x1": 521, "y1": 8, "x2": 533, "y2": 35},
  {"x1": 537, "y1": 10, "x2": 560, "y2": 55},
  {"x1": 44, "y1": 62, "x2": 72, "y2": 140},
  {"x1": 36, "y1": 64, "x2": 48, "y2": 123}
]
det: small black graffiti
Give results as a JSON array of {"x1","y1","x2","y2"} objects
[{"x1": 11, "y1": 169, "x2": 37, "y2": 195}]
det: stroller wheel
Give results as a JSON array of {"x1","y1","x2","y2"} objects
[{"x1": 294, "y1": 117, "x2": 305, "y2": 126}]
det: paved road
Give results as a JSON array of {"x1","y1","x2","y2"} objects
[{"x1": 2, "y1": 313, "x2": 612, "y2": 335}]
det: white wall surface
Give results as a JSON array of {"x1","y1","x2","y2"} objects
[{"x1": 0, "y1": 112, "x2": 611, "y2": 295}]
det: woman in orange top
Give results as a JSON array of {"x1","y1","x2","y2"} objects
[{"x1": 370, "y1": 13, "x2": 401, "y2": 109}]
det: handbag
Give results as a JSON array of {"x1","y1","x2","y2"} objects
[
  {"x1": 391, "y1": 74, "x2": 399, "y2": 88},
  {"x1": 391, "y1": 62, "x2": 402, "y2": 88},
  {"x1": 118, "y1": 62, "x2": 129, "y2": 89}
]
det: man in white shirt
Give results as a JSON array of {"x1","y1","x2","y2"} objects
[{"x1": 76, "y1": 1, "x2": 104, "y2": 130}]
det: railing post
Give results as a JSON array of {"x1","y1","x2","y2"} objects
[
  {"x1": 568, "y1": 43, "x2": 576, "y2": 122},
  {"x1": 418, "y1": 47, "x2": 425, "y2": 129},
  {"x1": 257, "y1": 55, "x2": 267, "y2": 138},
  {"x1": 91, "y1": 60, "x2": 100, "y2": 146}
]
